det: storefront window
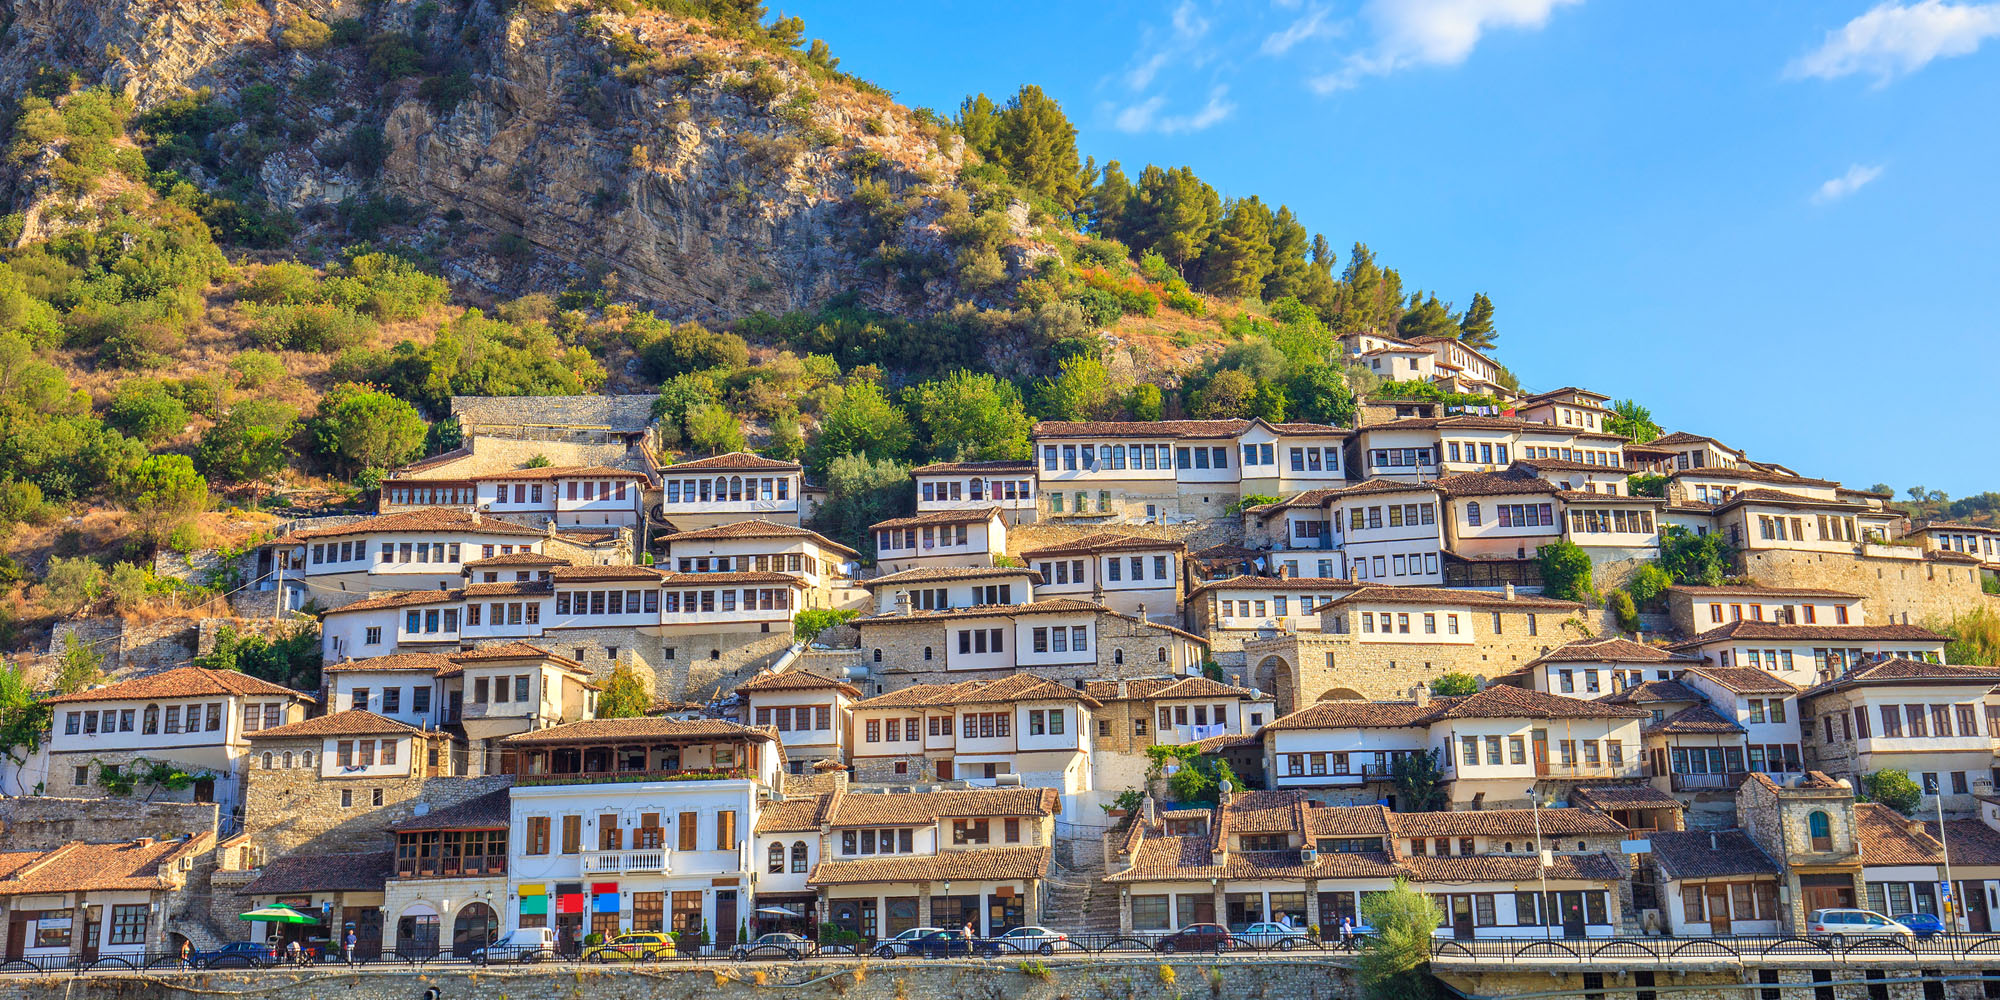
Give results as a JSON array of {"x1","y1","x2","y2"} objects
[{"x1": 1131, "y1": 895, "x2": 1170, "y2": 930}]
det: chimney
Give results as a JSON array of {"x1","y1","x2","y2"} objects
[
  {"x1": 895, "y1": 591, "x2": 911, "y2": 616},
  {"x1": 1278, "y1": 563, "x2": 1290, "y2": 579},
  {"x1": 135, "y1": 837, "x2": 153, "y2": 848},
  {"x1": 1141, "y1": 794, "x2": 1158, "y2": 827},
  {"x1": 1136, "y1": 602, "x2": 1147, "y2": 622},
  {"x1": 1218, "y1": 779, "x2": 1234, "y2": 807},
  {"x1": 1709, "y1": 832, "x2": 1718, "y2": 851},
  {"x1": 1116, "y1": 679, "x2": 1129, "y2": 700},
  {"x1": 1413, "y1": 685, "x2": 1431, "y2": 707},
  {"x1": 470, "y1": 508, "x2": 481, "y2": 525},
  {"x1": 1503, "y1": 582, "x2": 1515, "y2": 601}
]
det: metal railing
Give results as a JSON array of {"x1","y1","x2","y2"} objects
[{"x1": 1428, "y1": 932, "x2": 2000, "y2": 963}]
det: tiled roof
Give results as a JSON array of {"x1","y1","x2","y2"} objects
[
  {"x1": 1328, "y1": 586, "x2": 1583, "y2": 612},
  {"x1": 1032, "y1": 418, "x2": 1345, "y2": 440},
  {"x1": 1854, "y1": 803, "x2": 1943, "y2": 865},
  {"x1": 320, "y1": 589, "x2": 461, "y2": 614},
  {"x1": 44, "y1": 667, "x2": 308, "y2": 705},
  {"x1": 1671, "y1": 466, "x2": 1837, "y2": 489},
  {"x1": 1913, "y1": 521, "x2": 2000, "y2": 535},
  {"x1": 659, "y1": 519, "x2": 856, "y2": 556},
  {"x1": 853, "y1": 674, "x2": 1103, "y2": 711},
  {"x1": 1557, "y1": 489, "x2": 1664, "y2": 504},
  {"x1": 1644, "y1": 704, "x2": 1745, "y2": 736},
  {"x1": 240, "y1": 850, "x2": 394, "y2": 895},
  {"x1": 450, "y1": 642, "x2": 584, "y2": 669},
  {"x1": 1665, "y1": 585, "x2": 1862, "y2": 600},
  {"x1": 1433, "y1": 469, "x2": 1559, "y2": 498},
  {"x1": 1226, "y1": 790, "x2": 1311, "y2": 834},
  {"x1": 500, "y1": 718, "x2": 775, "y2": 745},
  {"x1": 324, "y1": 652, "x2": 462, "y2": 675},
  {"x1": 1082, "y1": 676, "x2": 1260, "y2": 702},
  {"x1": 1187, "y1": 574, "x2": 1357, "y2": 595},
  {"x1": 755, "y1": 797, "x2": 828, "y2": 834},
  {"x1": 1245, "y1": 488, "x2": 1344, "y2": 516},
  {"x1": 1929, "y1": 819, "x2": 2000, "y2": 866},
  {"x1": 810, "y1": 845, "x2": 1050, "y2": 886},
  {"x1": 1262, "y1": 700, "x2": 1435, "y2": 731},
  {"x1": 1529, "y1": 637, "x2": 1698, "y2": 666},
  {"x1": 661, "y1": 451, "x2": 801, "y2": 472},
  {"x1": 1649, "y1": 831, "x2": 1780, "y2": 880},
  {"x1": 1016, "y1": 532, "x2": 1185, "y2": 558},
  {"x1": 1389, "y1": 808, "x2": 1626, "y2": 839},
  {"x1": 287, "y1": 508, "x2": 547, "y2": 540},
  {"x1": 738, "y1": 671, "x2": 861, "y2": 696},
  {"x1": 869, "y1": 508, "x2": 1003, "y2": 530},
  {"x1": 854, "y1": 599, "x2": 1208, "y2": 644},
  {"x1": 1711, "y1": 489, "x2": 1867, "y2": 513},
  {"x1": 1601, "y1": 679, "x2": 1705, "y2": 705},
  {"x1": 552, "y1": 564, "x2": 664, "y2": 582},
  {"x1": 1513, "y1": 458, "x2": 1635, "y2": 474},
  {"x1": 1323, "y1": 478, "x2": 1440, "y2": 499},
  {"x1": 1403, "y1": 852, "x2": 1625, "y2": 884},
  {"x1": 911, "y1": 460, "x2": 1036, "y2": 475},
  {"x1": 1670, "y1": 622, "x2": 1947, "y2": 648},
  {"x1": 463, "y1": 552, "x2": 566, "y2": 568},
  {"x1": 1650, "y1": 431, "x2": 1727, "y2": 449},
  {"x1": 0, "y1": 836, "x2": 211, "y2": 895},
  {"x1": 1802, "y1": 658, "x2": 2000, "y2": 697},
  {"x1": 248, "y1": 710, "x2": 423, "y2": 741},
  {"x1": 1424, "y1": 686, "x2": 1648, "y2": 721},
  {"x1": 469, "y1": 465, "x2": 645, "y2": 481},
  {"x1": 1568, "y1": 784, "x2": 1684, "y2": 810},
  {"x1": 390, "y1": 789, "x2": 513, "y2": 831},
  {"x1": 463, "y1": 580, "x2": 553, "y2": 598},
  {"x1": 1683, "y1": 667, "x2": 1799, "y2": 695},
  {"x1": 862, "y1": 565, "x2": 1044, "y2": 588},
  {"x1": 1105, "y1": 836, "x2": 1403, "y2": 883},
  {"x1": 826, "y1": 788, "x2": 1060, "y2": 827},
  {"x1": 657, "y1": 571, "x2": 805, "y2": 587},
  {"x1": 1306, "y1": 805, "x2": 1394, "y2": 838}
]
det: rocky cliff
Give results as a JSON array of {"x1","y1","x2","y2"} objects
[{"x1": 0, "y1": 0, "x2": 1052, "y2": 320}]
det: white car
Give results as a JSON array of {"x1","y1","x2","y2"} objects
[
  {"x1": 1805, "y1": 908, "x2": 1914, "y2": 942},
  {"x1": 1236, "y1": 921, "x2": 1312, "y2": 950},
  {"x1": 989, "y1": 926, "x2": 1071, "y2": 954},
  {"x1": 872, "y1": 926, "x2": 946, "y2": 958},
  {"x1": 469, "y1": 927, "x2": 557, "y2": 962}
]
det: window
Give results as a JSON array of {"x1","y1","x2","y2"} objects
[
  {"x1": 1807, "y1": 811, "x2": 1832, "y2": 852},
  {"x1": 108, "y1": 904, "x2": 148, "y2": 945}
]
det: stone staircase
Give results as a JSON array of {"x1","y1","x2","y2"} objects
[{"x1": 1042, "y1": 835, "x2": 1124, "y2": 937}]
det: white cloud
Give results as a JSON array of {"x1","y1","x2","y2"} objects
[
  {"x1": 1263, "y1": 5, "x2": 1339, "y2": 55},
  {"x1": 1788, "y1": 1, "x2": 2000, "y2": 84},
  {"x1": 1812, "y1": 163, "x2": 1886, "y2": 203},
  {"x1": 1113, "y1": 86, "x2": 1239, "y2": 134},
  {"x1": 1309, "y1": 0, "x2": 1584, "y2": 92},
  {"x1": 1126, "y1": 1, "x2": 1213, "y2": 91}
]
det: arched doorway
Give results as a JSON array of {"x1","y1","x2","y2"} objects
[
  {"x1": 395, "y1": 904, "x2": 439, "y2": 958},
  {"x1": 1254, "y1": 655, "x2": 1296, "y2": 715},
  {"x1": 451, "y1": 903, "x2": 499, "y2": 957}
]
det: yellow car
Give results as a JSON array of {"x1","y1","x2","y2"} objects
[{"x1": 581, "y1": 932, "x2": 678, "y2": 962}]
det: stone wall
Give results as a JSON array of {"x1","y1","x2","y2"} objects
[
  {"x1": 0, "y1": 796, "x2": 218, "y2": 849},
  {"x1": 241, "y1": 744, "x2": 512, "y2": 856},
  {"x1": 1006, "y1": 513, "x2": 1244, "y2": 562},
  {"x1": 1740, "y1": 548, "x2": 1994, "y2": 627}
]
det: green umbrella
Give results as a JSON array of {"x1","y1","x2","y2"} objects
[{"x1": 239, "y1": 905, "x2": 319, "y2": 924}]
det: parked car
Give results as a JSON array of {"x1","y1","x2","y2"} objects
[
  {"x1": 1893, "y1": 913, "x2": 1947, "y2": 939},
  {"x1": 732, "y1": 933, "x2": 810, "y2": 961},
  {"x1": 581, "y1": 932, "x2": 678, "y2": 962},
  {"x1": 194, "y1": 942, "x2": 278, "y2": 968},
  {"x1": 1805, "y1": 909, "x2": 1914, "y2": 942},
  {"x1": 470, "y1": 927, "x2": 557, "y2": 963},
  {"x1": 1155, "y1": 923, "x2": 1233, "y2": 955},
  {"x1": 907, "y1": 929, "x2": 981, "y2": 958},
  {"x1": 987, "y1": 926, "x2": 1070, "y2": 955},
  {"x1": 1236, "y1": 921, "x2": 1313, "y2": 950},
  {"x1": 872, "y1": 927, "x2": 946, "y2": 958}
]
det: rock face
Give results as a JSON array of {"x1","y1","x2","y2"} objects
[{"x1": 0, "y1": 0, "x2": 1050, "y2": 321}]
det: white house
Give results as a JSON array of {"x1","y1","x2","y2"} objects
[
  {"x1": 659, "y1": 519, "x2": 858, "y2": 607},
  {"x1": 383, "y1": 466, "x2": 650, "y2": 529},
  {"x1": 1031, "y1": 418, "x2": 1348, "y2": 525},
  {"x1": 859, "y1": 565, "x2": 1040, "y2": 615},
  {"x1": 737, "y1": 671, "x2": 861, "y2": 772},
  {"x1": 871, "y1": 508, "x2": 1007, "y2": 574},
  {"x1": 1016, "y1": 532, "x2": 1183, "y2": 623},
  {"x1": 1322, "y1": 479, "x2": 1444, "y2": 585},
  {"x1": 1667, "y1": 622, "x2": 1951, "y2": 688},
  {"x1": 846, "y1": 675, "x2": 1099, "y2": 820},
  {"x1": 911, "y1": 460, "x2": 1038, "y2": 524},
  {"x1": 656, "y1": 452, "x2": 805, "y2": 529}
]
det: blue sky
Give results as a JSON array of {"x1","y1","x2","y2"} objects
[{"x1": 784, "y1": 1, "x2": 2000, "y2": 498}]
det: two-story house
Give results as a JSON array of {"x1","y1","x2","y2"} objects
[
  {"x1": 1679, "y1": 667, "x2": 1805, "y2": 781},
  {"x1": 1408, "y1": 336, "x2": 1510, "y2": 398},
  {"x1": 1665, "y1": 585, "x2": 1867, "y2": 637},
  {"x1": 860, "y1": 565, "x2": 1040, "y2": 616},
  {"x1": 1515, "y1": 388, "x2": 1614, "y2": 432},
  {"x1": 738, "y1": 671, "x2": 860, "y2": 772},
  {"x1": 1017, "y1": 533, "x2": 1184, "y2": 623},
  {"x1": 242, "y1": 710, "x2": 461, "y2": 856},
  {"x1": 1799, "y1": 659, "x2": 2000, "y2": 813},
  {"x1": 871, "y1": 509, "x2": 1008, "y2": 574},
  {"x1": 1323, "y1": 479, "x2": 1444, "y2": 585},
  {"x1": 500, "y1": 718, "x2": 784, "y2": 953},
  {"x1": 381, "y1": 788, "x2": 512, "y2": 960},
  {"x1": 382, "y1": 466, "x2": 650, "y2": 530},
  {"x1": 656, "y1": 452, "x2": 804, "y2": 529},
  {"x1": 1908, "y1": 521, "x2": 2000, "y2": 571},
  {"x1": 850, "y1": 599, "x2": 1211, "y2": 688},
  {"x1": 1031, "y1": 418, "x2": 1348, "y2": 525},
  {"x1": 323, "y1": 644, "x2": 596, "y2": 763},
  {"x1": 1085, "y1": 676, "x2": 1275, "y2": 796},
  {"x1": 1184, "y1": 576, "x2": 1356, "y2": 674},
  {"x1": 0, "y1": 833, "x2": 217, "y2": 964},
  {"x1": 1341, "y1": 332, "x2": 1437, "y2": 382},
  {"x1": 1435, "y1": 469, "x2": 1563, "y2": 589},
  {"x1": 277, "y1": 509, "x2": 565, "y2": 610},
  {"x1": 1667, "y1": 621, "x2": 1951, "y2": 688},
  {"x1": 659, "y1": 520, "x2": 858, "y2": 608},
  {"x1": 43, "y1": 667, "x2": 313, "y2": 822},
  {"x1": 1493, "y1": 636, "x2": 1707, "y2": 697},
  {"x1": 846, "y1": 675, "x2": 1099, "y2": 819},
  {"x1": 911, "y1": 460, "x2": 1038, "y2": 525}
]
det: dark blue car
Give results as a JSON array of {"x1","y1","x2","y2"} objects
[
  {"x1": 193, "y1": 942, "x2": 278, "y2": 968},
  {"x1": 1893, "y1": 913, "x2": 1946, "y2": 938},
  {"x1": 908, "y1": 930, "x2": 985, "y2": 958}
]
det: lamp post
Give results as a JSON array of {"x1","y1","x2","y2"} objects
[
  {"x1": 1528, "y1": 787, "x2": 1553, "y2": 938},
  {"x1": 1937, "y1": 794, "x2": 1959, "y2": 933}
]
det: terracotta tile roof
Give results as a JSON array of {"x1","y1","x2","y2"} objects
[
  {"x1": 1601, "y1": 679, "x2": 1705, "y2": 705},
  {"x1": 1322, "y1": 478, "x2": 1440, "y2": 499},
  {"x1": 1666, "y1": 585, "x2": 1863, "y2": 600},
  {"x1": 659, "y1": 519, "x2": 856, "y2": 555},
  {"x1": 1854, "y1": 803, "x2": 1944, "y2": 865},
  {"x1": 1032, "y1": 418, "x2": 1345, "y2": 440},
  {"x1": 500, "y1": 718, "x2": 775, "y2": 745},
  {"x1": 854, "y1": 674, "x2": 1103, "y2": 711},
  {"x1": 1327, "y1": 586, "x2": 1583, "y2": 612},
  {"x1": 287, "y1": 508, "x2": 547, "y2": 540},
  {"x1": 862, "y1": 565, "x2": 1044, "y2": 588},
  {"x1": 1929, "y1": 819, "x2": 2000, "y2": 866},
  {"x1": 854, "y1": 599, "x2": 1208, "y2": 645},
  {"x1": 44, "y1": 667, "x2": 309, "y2": 705},
  {"x1": 1913, "y1": 521, "x2": 2000, "y2": 534},
  {"x1": 1403, "y1": 851, "x2": 1625, "y2": 884},
  {"x1": 464, "y1": 580, "x2": 553, "y2": 597},
  {"x1": 248, "y1": 710, "x2": 424, "y2": 741},
  {"x1": 1650, "y1": 432, "x2": 1728, "y2": 449},
  {"x1": 1433, "y1": 469, "x2": 1560, "y2": 498},
  {"x1": 660, "y1": 451, "x2": 801, "y2": 472},
  {"x1": 738, "y1": 671, "x2": 861, "y2": 696},
  {"x1": 826, "y1": 788, "x2": 1060, "y2": 827},
  {"x1": 809, "y1": 845, "x2": 1050, "y2": 885},
  {"x1": 1244, "y1": 488, "x2": 1344, "y2": 516},
  {"x1": 1017, "y1": 532, "x2": 1185, "y2": 558},
  {"x1": 1263, "y1": 700, "x2": 1435, "y2": 731},
  {"x1": 469, "y1": 465, "x2": 646, "y2": 481},
  {"x1": 1929, "y1": 550, "x2": 1985, "y2": 565},
  {"x1": 1670, "y1": 622, "x2": 1948, "y2": 648},
  {"x1": 1187, "y1": 575, "x2": 1360, "y2": 595},
  {"x1": 1670, "y1": 466, "x2": 1838, "y2": 489},
  {"x1": 390, "y1": 789, "x2": 513, "y2": 831},
  {"x1": 240, "y1": 850, "x2": 394, "y2": 895},
  {"x1": 1569, "y1": 784, "x2": 1684, "y2": 810},
  {"x1": 869, "y1": 508, "x2": 1004, "y2": 530},
  {"x1": 451, "y1": 642, "x2": 584, "y2": 669},
  {"x1": 1557, "y1": 490, "x2": 1664, "y2": 504},
  {"x1": 911, "y1": 460, "x2": 1036, "y2": 475},
  {"x1": 320, "y1": 589, "x2": 461, "y2": 615},
  {"x1": 391, "y1": 446, "x2": 474, "y2": 476},
  {"x1": 1803, "y1": 658, "x2": 2000, "y2": 697},
  {"x1": 1513, "y1": 458, "x2": 1636, "y2": 475},
  {"x1": 656, "y1": 571, "x2": 808, "y2": 588},
  {"x1": 755, "y1": 796, "x2": 828, "y2": 834},
  {"x1": 1083, "y1": 676, "x2": 1260, "y2": 702},
  {"x1": 1425, "y1": 686, "x2": 1649, "y2": 721},
  {"x1": 1649, "y1": 831, "x2": 1780, "y2": 880},
  {"x1": 0, "y1": 851, "x2": 44, "y2": 882},
  {"x1": 1710, "y1": 489, "x2": 1868, "y2": 513},
  {"x1": 0, "y1": 835, "x2": 212, "y2": 895},
  {"x1": 1226, "y1": 790, "x2": 1310, "y2": 834},
  {"x1": 551, "y1": 564, "x2": 664, "y2": 582},
  {"x1": 1683, "y1": 667, "x2": 1799, "y2": 695},
  {"x1": 1389, "y1": 808, "x2": 1626, "y2": 839},
  {"x1": 1306, "y1": 805, "x2": 1394, "y2": 838},
  {"x1": 1644, "y1": 704, "x2": 1745, "y2": 736},
  {"x1": 1529, "y1": 637, "x2": 1700, "y2": 666},
  {"x1": 322, "y1": 653, "x2": 459, "y2": 675},
  {"x1": 463, "y1": 552, "x2": 566, "y2": 568},
  {"x1": 1105, "y1": 836, "x2": 1402, "y2": 883}
]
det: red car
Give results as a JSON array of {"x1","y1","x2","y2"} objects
[{"x1": 1156, "y1": 923, "x2": 1233, "y2": 954}]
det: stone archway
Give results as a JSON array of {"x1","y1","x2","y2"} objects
[
  {"x1": 1254, "y1": 655, "x2": 1297, "y2": 716},
  {"x1": 1317, "y1": 687, "x2": 1366, "y2": 702},
  {"x1": 451, "y1": 902, "x2": 499, "y2": 958}
]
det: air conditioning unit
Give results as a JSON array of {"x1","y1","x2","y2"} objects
[{"x1": 1300, "y1": 847, "x2": 1318, "y2": 864}]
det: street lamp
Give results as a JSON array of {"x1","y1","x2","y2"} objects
[
  {"x1": 1527, "y1": 787, "x2": 1553, "y2": 938},
  {"x1": 1936, "y1": 795, "x2": 1959, "y2": 932}
]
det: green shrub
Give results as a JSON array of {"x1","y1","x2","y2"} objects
[
  {"x1": 245, "y1": 302, "x2": 377, "y2": 352},
  {"x1": 278, "y1": 15, "x2": 333, "y2": 50},
  {"x1": 229, "y1": 350, "x2": 288, "y2": 389},
  {"x1": 364, "y1": 32, "x2": 423, "y2": 80},
  {"x1": 105, "y1": 379, "x2": 190, "y2": 442},
  {"x1": 323, "y1": 252, "x2": 449, "y2": 320},
  {"x1": 793, "y1": 607, "x2": 859, "y2": 644},
  {"x1": 1607, "y1": 590, "x2": 1640, "y2": 632},
  {"x1": 241, "y1": 261, "x2": 322, "y2": 304},
  {"x1": 1166, "y1": 288, "x2": 1205, "y2": 315}
]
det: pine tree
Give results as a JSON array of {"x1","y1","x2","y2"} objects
[
  {"x1": 1334, "y1": 242, "x2": 1384, "y2": 334},
  {"x1": 1086, "y1": 160, "x2": 1134, "y2": 240},
  {"x1": 992, "y1": 85, "x2": 1085, "y2": 211},
  {"x1": 1260, "y1": 205, "x2": 1313, "y2": 302},
  {"x1": 1458, "y1": 292, "x2": 1498, "y2": 350},
  {"x1": 956, "y1": 93, "x2": 1000, "y2": 161},
  {"x1": 1395, "y1": 292, "x2": 1458, "y2": 341},
  {"x1": 1203, "y1": 196, "x2": 1276, "y2": 299},
  {"x1": 1133, "y1": 165, "x2": 1221, "y2": 276}
]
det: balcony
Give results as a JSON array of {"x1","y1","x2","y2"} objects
[
  {"x1": 1669, "y1": 772, "x2": 1744, "y2": 793},
  {"x1": 395, "y1": 855, "x2": 508, "y2": 879},
  {"x1": 517, "y1": 766, "x2": 751, "y2": 788},
  {"x1": 581, "y1": 848, "x2": 671, "y2": 874}
]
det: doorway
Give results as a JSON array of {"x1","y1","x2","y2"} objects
[
  {"x1": 1532, "y1": 730, "x2": 1550, "y2": 776},
  {"x1": 1800, "y1": 875, "x2": 1855, "y2": 913},
  {"x1": 1559, "y1": 893, "x2": 1586, "y2": 938},
  {"x1": 1450, "y1": 896, "x2": 1475, "y2": 940},
  {"x1": 79, "y1": 907, "x2": 101, "y2": 962},
  {"x1": 5, "y1": 917, "x2": 26, "y2": 961},
  {"x1": 1961, "y1": 882, "x2": 1990, "y2": 933},
  {"x1": 1705, "y1": 886, "x2": 1732, "y2": 935},
  {"x1": 715, "y1": 891, "x2": 738, "y2": 948},
  {"x1": 451, "y1": 903, "x2": 498, "y2": 958}
]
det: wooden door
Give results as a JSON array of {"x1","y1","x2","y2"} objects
[
  {"x1": 715, "y1": 891, "x2": 738, "y2": 948},
  {"x1": 5, "y1": 918, "x2": 25, "y2": 961},
  {"x1": 1962, "y1": 882, "x2": 1990, "y2": 933},
  {"x1": 1450, "y1": 896, "x2": 1474, "y2": 940},
  {"x1": 935, "y1": 760, "x2": 953, "y2": 780},
  {"x1": 79, "y1": 907, "x2": 100, "y2": 962},
  {"x1": 1532, "y1": 730, "x2": 1550, "y2": 776},
  {"x1": 1705, "y1": 886, "x2": 1732, "y2": 935}
]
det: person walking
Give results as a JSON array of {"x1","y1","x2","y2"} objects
[
  {"x1": 286, "y1": 939, "x2": 302, "y2": 967},
  {"x1": 1339, "y1": 916, "x2": 1354, "y2": 951},
  {"x1": 180, "y1": 939, "x2": 193, "y2": 970},
  {"x1": 344, "y1": 929, "x2": 358, "y2": 966}
]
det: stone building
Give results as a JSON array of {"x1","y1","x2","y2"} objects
[
  {"x1": 1083, "y1": 676, "x2": 1274, "y2": 801},
  {"x1": 1015, "y1": 532, "x2": 1185, "y2": 624},
  {"x1": 847, "y1": 675, "x2": 1100, "y2": 819},
  {"x1": 380, "y1": 789, "x2": 512, "y2": 960},
  {"x1": 1797, "y1": 658, "x2": 2000, "y2": 813},
  {"x1": 1736, "y1": 771, "x2": 1863, "y2": 930},
  {"x1": 0, "y1": 832, "x2": 216, "y2": 962}
]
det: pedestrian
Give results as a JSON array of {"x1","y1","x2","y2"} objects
[
  {"x1": 180, "y1": 939, "x2": 192, "y2": 969},
  {"x1": 345, "y1": 929, "x2": 358, "y2": 966},
  {"x1": 1339, "y1": 916, "x2": 1354, "y2": 951},
  {"x1": 286, "y1": 939, "x2": 302, "y2": 967}
]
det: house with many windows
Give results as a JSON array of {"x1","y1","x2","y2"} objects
[
  {"x1": 871, "y1": 509, "x2": 1008, "y2": 575},
  {"x1": 737, "y1": 671, "x2": 860, "y2": 772},
  {"x1": 655, "y1": 452, "x2": 804, "y2": 530},
  {"x1": 1017, "y1": 533, "x2": 1184, "y2": 623},
  {"x1": 1908, "y1": 521, "x2": 2000, "y2": 571},
  {"x1": 1493, "y1": 636, "x2": 1707, "y2": 697},
  {"x1": 1322, "y1": 479, "x2": 1445, "y2": 585},
  {"x1": 1666, "y1": 622, "x2": 1951, "y2": 688},
  {"x1": 0, "y1": 833, "x2": 217, "y2": 963},
  {"x1": 321, "y1": 644, "x2": 597, "y2": 773},
  {"x1": 1030, "y1": 418, "x2": 1348, "y2": 525},
  {"x1": 1436, "y1": 469, "x2": 1563, "y2": 589},
  {"x1": 911, "y1": 461, "x2": 1038, "y2": 524},
  {"x1": 381, "y1": 788, "x2": 512, "y2": 959},
  {"x1": 860, "y1": 565, "x2": 1040, "y2": 616},
  {"x1": 1085, "y1": 676, "x2": 1275, "y2": 794},
  {"x1": 273, "y1": 509, "x2": 577, "y2": 610},
  {"x1": 1184, "y1": 576, "x2": 1356, "y2": 669},
  {"x1": 1665, "y1": 585, "x2": 1867, "y2": 637},
  {"x1": 849, "y1": 598, "x2": 1210, "y2": 688},
  {"x1": 380, "y1": 466, "x2": 650, "y2": 530},
  {"x1": 1514, "y1": 388, "x2": 1614, "y2": 433},
  {"x1": 659, "y1": 520, "x2": 858, "y2": 608},
  {"x1": 846, "y1": 675, "x2": 1099, "y2": 817},
  {"x1": 1798, "y1": 659, "x2": 2000, "y2": 813},
  {"x1": 1342, "y1": 333, "x2": 1438, "y2": 382}
]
